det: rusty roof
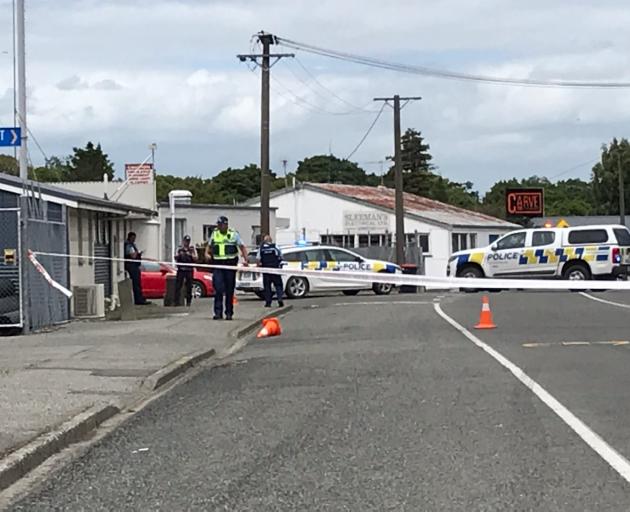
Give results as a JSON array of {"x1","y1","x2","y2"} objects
[{"x1": 308, "y1": 183, "x2": 518, "y2": 229}]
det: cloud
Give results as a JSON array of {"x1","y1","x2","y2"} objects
[{"x1": 1, "y1": 0, "x2": 629, "y2": 190}]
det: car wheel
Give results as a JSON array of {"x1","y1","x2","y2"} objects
[
  {"x1": 456, "y1": 264, "x2": 484, "y2": 293},
  {"x1": 372, "y1": 271, "x2": 394, "y2": 295},
  {"x1": 342, "y1": 290, "x2": 360, "y2": 296},
  {"x1": 192, "y1": 281, "x2": 205, "y2": 298},
  {"x1": 285, "y1": 276, "x2": 309, "y2": 299},
  {"x1": 562, "y1": 262, "x2": 591, "y2": 281}
]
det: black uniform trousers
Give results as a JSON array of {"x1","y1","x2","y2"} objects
[{"x1": 175, "y1": 270, "x2": 194, "y2": 306}]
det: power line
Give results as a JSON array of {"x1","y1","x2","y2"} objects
[
  {"x1": 275, "y1": 35, "x2": 630, "y2": 89},
  {"x1": 549, "y1": 158, "x2": 597, "y2": 179},
  {"x1": 345, "y1": 102, "x2": 386, "y2": 160}
]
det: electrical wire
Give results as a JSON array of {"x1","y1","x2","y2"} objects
[
  {"x1": 549, "y1": 158, "x2": 597, "y2": 179},
  {"x1": 275, "y1": 36, "x2": 630, "y2": 89},
  {"x1": 345, "y1": 102, "x2": 386, "y2": 160}
]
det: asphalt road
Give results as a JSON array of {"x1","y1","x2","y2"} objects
[{"x1": 7, "y1": 290, "x2": 630, "y2": 510}]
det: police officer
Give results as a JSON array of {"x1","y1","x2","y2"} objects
[
  {"x1": 175, "y1": 234, "x2": 197, "y2": 306},
  {"x1": 257, "y1": 234, "x2": 284, "y2": 308},
  {"x1": 124, "y1": 232, "x2": 149, "y2": 305},
  {"x1": 205, "y1": 216, "x2": 248, "y2": 320}
]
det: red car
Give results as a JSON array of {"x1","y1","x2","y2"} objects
[{"x1": 139, "y1": 260, "x2": 214, "y2": 299}]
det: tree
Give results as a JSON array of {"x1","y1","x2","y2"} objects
[
  {"x1": 30, "y1": 156, "x2": 71, "y2": 182},
  {"x1": 295, "y1": 154, "x2": 379, "y2": 185},
  {"x1": 383, "y1": 128, "x2": 434, "y2": 195},
  {"x1": 66, "y1": 142, "x2": 114, "y2": 181},
  {"x1": 591, "y1": 138, "x2": 630, "y2": 215},
  {"x1": 0, "y1": 154, "x2": 18, "y2": 176}
]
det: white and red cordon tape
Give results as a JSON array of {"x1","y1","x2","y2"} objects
[{"x1": 25, "y1": 250, "x2": 630, "y2": 298}]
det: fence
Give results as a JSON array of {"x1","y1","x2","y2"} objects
[
  {"x1": 351, "y1": 245, "x2": 425, "y2": 274},
  {"x1": 0, "y1": 208, "x2": 21, "y2": 327},
  {"x1": 21, "y1": 196, "x2": 70, "y2": 331}
]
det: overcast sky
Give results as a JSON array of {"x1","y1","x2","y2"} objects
[{"x1": 0, "y1": 0, "x2": 629, "y2": 191}]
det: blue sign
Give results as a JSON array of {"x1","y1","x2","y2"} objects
[{"x1": 0, "y1": 127, "x2": 21, "y2": 147}]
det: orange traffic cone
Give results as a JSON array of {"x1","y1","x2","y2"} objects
[
  {"x1": 257, "y1": 317, "x2": 282, "y2": 338},
  {"x1": 232, "y1": 295, "x2": 239, "y2": 306},
  {"x1": 475, "y1": 295, "x2": 496, "y2": 329}
]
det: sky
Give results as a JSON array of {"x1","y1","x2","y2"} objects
[{"x1": 0, "y1": 0, "x2": 629, "y2": 192}]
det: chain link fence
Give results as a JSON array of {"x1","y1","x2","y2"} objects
[{"x1": 0, "y1": 208, "x2": 21, "y2": 327}]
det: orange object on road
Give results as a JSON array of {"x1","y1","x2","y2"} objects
[
  {"x1": 475, "y1": 295, "x2": 496, "y2": 330},
  {"x1": 257, "y1": 317, "x2": 282, "y2": 338},
  {"x1": 233, "y1": 295, "x2": 239, "y2": 306}
]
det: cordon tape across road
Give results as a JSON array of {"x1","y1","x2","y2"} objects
[{"x1": 27, "y1": 250, "x2": 630, "y2": 298}]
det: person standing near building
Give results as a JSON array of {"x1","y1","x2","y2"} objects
[
  {"x1": 257, "y1": 234, "x2": 284, "y2": 308},
  {"x1": 174, "y1": 234, "x2": 197, "y2": 307},
  {"x1": 205, "y1": 216, "x2": 248, "y2": 320},
  {"x1": 124, "y1": 232, "x2": 149, "y2": 305}
]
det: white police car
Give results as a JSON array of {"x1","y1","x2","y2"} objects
[
  {"x1": 447, "y1": 224, "x2": 630, "y2": 281},
  {"x1": 236, "y1": 245, "x2": 401, "y2": 299}
]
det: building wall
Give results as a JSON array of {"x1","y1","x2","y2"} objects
[
  {"x1": 55, "y1": 181, "x2": 156, "y2": 210},
  {"x1": 157, "y1": 205, "x2": 274, "y2": 260}
]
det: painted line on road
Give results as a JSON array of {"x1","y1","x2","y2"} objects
[
  {"x1": 523, "y1": 340, "x2": 629, "y2": 348},
  {"x1": 579, "y1": 292, "x2": 630, "y2": 310},
  {"x1": 434, "y1": 302, "x2": 630, "y2": 484},
  {"x1": 332, "y1": 301, "x2": 432, "y2": 306}
]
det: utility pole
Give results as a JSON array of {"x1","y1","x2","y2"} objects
[
  {"x1": 237, "y1": 32, "x2": 293, "y2": 237},
  {"x1": 619, "y1": 153, "x2": 626, "y2": 226},
  {"x1": 16, "y1": 0, "x2": 27, "y2": 180},
  {"x1": 373, "y1": 95, "x2": 422, "y2": 264}
]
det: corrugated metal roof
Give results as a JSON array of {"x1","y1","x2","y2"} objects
[{"x1": 309, "y1": 183, "x2": 519, "y2": 229}]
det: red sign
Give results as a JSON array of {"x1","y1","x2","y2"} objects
[
  {"x1": 505, "y1": 188, "x2": 544, "y2": 217},
  {"x1": 125, "y1": 163, "x2": 154, "y2": 184}
]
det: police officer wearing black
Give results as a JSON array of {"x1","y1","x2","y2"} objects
[
  {"x1": 124, "y1": 231, "x2": 149, "y2": 305},
  {"x1": 257, "y1": 234, "x2": 284, "y2": 308},
  {"x1": 175, "y1": 234, "x2": 197, "y2": 306}
]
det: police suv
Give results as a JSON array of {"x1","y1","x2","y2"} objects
[
  {"x1": 236, "y1": 244, "x2": 401, "y2": 299},
  {"x1": 447, "y1": 225, "x2": 630, "y2": 281}
]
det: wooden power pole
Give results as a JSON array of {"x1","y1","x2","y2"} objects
[
  {"x1": 237, "y1": 33, "x2": 293, "y2": 237},
  {"x1": 373, "y1": 95, "x2": 421, "y2": 265}
]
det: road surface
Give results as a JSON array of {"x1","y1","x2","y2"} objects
[{"x1": 7, "y1": 290, "x2": 630, "y2": 510}]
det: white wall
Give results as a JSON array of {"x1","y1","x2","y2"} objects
[{"x1": 55, "y1": 181, "x2": 156, "y2": 210}]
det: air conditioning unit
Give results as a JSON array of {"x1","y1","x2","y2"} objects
[{"x1": 72, "y1": 284, "x2": 105, "y2": 318}]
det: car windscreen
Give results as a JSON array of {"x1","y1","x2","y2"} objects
[{"x1": 613, "y1": 228, "x2": 630, "y2": 246}]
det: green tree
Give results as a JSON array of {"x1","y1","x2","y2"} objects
[
  {"x1": 30, "y1": 156, "x2": 71, "y2": 182},
  {"x1": 384, "y1": 128, "x2": 434, "y2": 195},
  {"x1": 591, "y1": 138, "x2": 630, "y2": 215},
  {"x1": 295, "y1": 155, "x2": 378, "y2": 185},
  {"x1": 66, "y1": 142, "x2": 114, "y2": 181},
  {"x1": 0, "y1": 154, "x2": 18, "y2": 176}
]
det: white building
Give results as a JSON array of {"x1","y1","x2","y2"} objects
[{"x1": 247, "y1": 182, "x2": 519, "y2": 277}]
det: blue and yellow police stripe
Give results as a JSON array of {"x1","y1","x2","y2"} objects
[{"x1": 518, "y1": 246, "x2": 609, "y2": 265}]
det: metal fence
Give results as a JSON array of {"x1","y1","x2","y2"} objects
[
  {"x1": 353, "y1": 245, "x2": 425, "y2": 274},
  {"x1": 0, "y1": 208, "x2": 22, "y2": 327},
  {"x1": 21, "y1": 196, "x2": 70, "y2": 331}
]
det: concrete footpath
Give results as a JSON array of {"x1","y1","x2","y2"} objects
[{"x1": 0, "y1": 297, "x2": 289, "y2": 490}]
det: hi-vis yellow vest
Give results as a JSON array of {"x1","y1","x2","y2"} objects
[{"x1": 211, "y1": 229, "x2": 238, "y2": 259}]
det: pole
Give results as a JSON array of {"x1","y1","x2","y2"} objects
[
  {"x1": 12, "y1": 0, "x2": 17, "y2": 161},
  {"x1": 393, "y1": 95, "x2": 405, "y2": 265},
  {"x1": 260, "y1": 34, "x2": 272, "y2": 237},
  {"x1": 282, "y1": 159, "x2": 288, "y2": 188},
  {"x1": 16, "y1": 0, "x2": 27, "y2": 180},
  {"x1": 619, "y1": 153, "x2": 625, "y2": 226},
  {"x1": 170, "y1": 197, "x2": 176, "y2": 266}
]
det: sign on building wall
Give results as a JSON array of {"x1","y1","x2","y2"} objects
[
  {"x1": 125, "y1": 163, "x2": 154, "y2": 184},
  {"x1": 505, "y1": 188, "x2": 544, "y2": 217},
  {"x1": 342, "y1": 211, "x2": 389, "y2": 231}
]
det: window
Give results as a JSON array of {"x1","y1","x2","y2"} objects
[
  {"x1": 495, "y1": 231, "x2": 526, "y2": 250},
  {"x1": 489, "y1": 234, "x2": 500, "y2": 244},
  {"x1": 614, "y1": 228, "x2": 630, "y2": 246},
  {"x1": 568, "y1": 229, "x2": 608, "y2": 244},
  {"x1": 469, "y1": 233, "x2": 477, "y2": 249},
  {"x1": 532, "y1": 230, "x2": 555, "y2": 247},
  {"x1": 326, "y1": 249, "x2": 358, "y2": 262},
  {"x1": 284, "y1": 251, "x2": 307, "y2": 263},
  {"x1": 320, "y1": 234, "x2": 354, "y2": 248},
  {"x1": 141, "y1": 261, "x2": 161, "y2": 272},
  {"x1": 358, "y1": 234, "x2": 383, "y2": 247},
  {"x1": 452, "y1": 233, "x2": 468, "y2": 252},
  {"x1": 405, "y1": 233, "x2": 430, "y2": 253},
  {"x1": 304, "y1": 249, "x2": 328, "y2": 262}
]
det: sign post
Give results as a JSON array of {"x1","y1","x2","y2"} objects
[
  {"x1": 0, "y1": 128, "x2": 21, "y2": 147},
  {"x1": 505, "y1": 188, "x2": 544, "y2": 217}
]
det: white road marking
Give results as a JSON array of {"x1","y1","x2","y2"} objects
[
  {"x1": 434, "y1": 302, "x2": 630, "y2": 484},
  {"x1": 333, "y1": 301, "x2": 432, "y2": 306},
  {"x1": 579, "y1": 292, "x2": 630, "y2": 309}
]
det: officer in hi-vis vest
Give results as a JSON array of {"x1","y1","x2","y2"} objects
[{"x1": 205, "y1": 216, "x2": 248, "y2": 320}]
